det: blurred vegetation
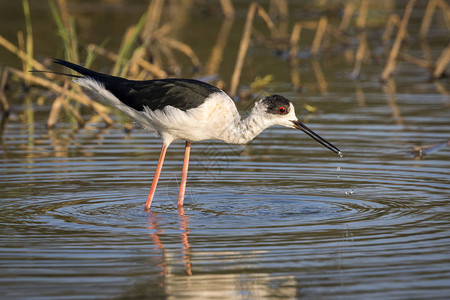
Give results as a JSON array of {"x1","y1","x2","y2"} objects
[{"x1": 0, "y1": 0, "x2": 449, "y2": 129}]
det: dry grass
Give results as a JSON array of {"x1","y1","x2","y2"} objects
[{"x1": 0, "y1": 0, "x2": 449, "y2": 126}]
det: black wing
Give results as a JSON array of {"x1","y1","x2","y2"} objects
[
  {"x1": 113, "y1": 78, "x2": 222, "y2": 111},
  {"x1": 53, "y1": 59, "x2": 222, "y2": 111}
]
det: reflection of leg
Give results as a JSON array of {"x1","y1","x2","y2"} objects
[
  {"x1": 147, "y1": 214, "x2": 167, "y2": 276},
  {"x1": 178, "y1": 207, "x2": 192, "y2": 275},
  {"x1": 145, "y1": 144, "x2": 168, "y2": 211},
  {"x1": 178, "y1": 141, "x2": 191, "y2": 207}
]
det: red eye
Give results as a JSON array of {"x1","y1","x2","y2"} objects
[{"x1": 278, "y1": 107, "x2": 287, "y2": 114}]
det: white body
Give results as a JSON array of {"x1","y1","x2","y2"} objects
[{"x1": 76, "y1": 77, "x2": 299, "y2": 146}]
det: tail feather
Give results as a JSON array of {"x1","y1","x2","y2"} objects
[
  {"x1": 29, "y1": 59, "x2": 110, "y2": 80},
  {"x1": 28, "y1": 69, "x2": 81, "y2": 78},
  {"x1": 52, "y1": 58, "x2": 119, "y2": 82}
]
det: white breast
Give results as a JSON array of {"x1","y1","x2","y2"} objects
[{"x1": 142, "y1": 92, "x2": 240, "y2": 145}]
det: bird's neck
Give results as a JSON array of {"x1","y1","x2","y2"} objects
[{"x1": 221, "y1": 111, "x2": 269, "y2": 145}]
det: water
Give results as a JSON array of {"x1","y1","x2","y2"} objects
[
  {"x1": 1, "y1": 1, "x2": 450, "y2": 299},
  {"x1": 2, "y1": 78, "x2": 449, "y2": 299}
]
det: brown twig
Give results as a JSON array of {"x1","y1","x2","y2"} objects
[
  {"x1": 61, "y1": 98, "x2": 85, "y2": 127},
  {"x1": 206, "y1": 19, "x2": 234, "y2": 75},
  {"x1": 141, "y1": 0, "x2": 165, "y2": 44},
  {"x1": 88, "y1": 44, "x2": 167, "y2": 78},
  {"x1": 0, "y1": 34, "x2": 53, "y2": 78},
  {"x1": 0, "y1": 66, "x2": 10, "y2": 115},
  {"x1": 158, "y1": 42, "x2": 181, "y2": 75},
  {"x1": 351, "y1": 0, "x2": 369, "y2": 79},
  {"x1": 289, "y1": 22, "x2": 302, "y2": 60},
  {"x1": 419, "y1": 0, "x2": 438, "y2": 38},
  {"x1": 220, "y1": 0, "x2": 234, "y2": 19},
  {"x1": 274, "y1": 0, "x2": 288, "y2": 20},
  {"x1": 301, "y1": 21, "x2": 319, "y2": 30},
  {"x1": 159, "y1": 36, "x2": 202, "y2": 70},
  {"x1": 340, "y1": 3, "x2": 355, "y2": 32},
  {"x1": 48, "y1": 80, "x2": 85, "y2": 128},
  {"x1": 289, "y1": 22, "x2": 302, "y2": 89},
  {"x1": 327, "y1": 26, "x2": 349, "y2": 44},
  {"x1": 436, "y1": 0, "x2": 450, "y2": 28},
  {"x1": 381, "y1": 0, "x2": 417, "y2": 82},
  {"x1": 256, "y1": 5, "x2": 276, "y2": 32},
  {"x1": 128, "y1": 47, "x2": 147, "y2": 79},
  {"x1": 47, "y1": 96, "x2": 64, "y2": 129},
  {"x1": 310, "y1": 16, "x2": 328, "y2": 57},
  {"x1": 356, "y1": 0, "x2": 369, "y2": 31},
  {"x1": 382, "y1": 14, "x2": 401, "y2": 45},
  {"x1": 400, "y1": 53, "x2": 433, "y2": 70},
  {"x1": 352, "y1": 32, "x2": 368, "y2": 79},
  {"x1": 432, "y1": 45, "x2": 450, "y2": 78},
  {"x1": 8, "y1": 67, "x2": 113, "y2": 126},
  {"x1": 230, "y1": 2, "x2": 258, "y2": 97}
]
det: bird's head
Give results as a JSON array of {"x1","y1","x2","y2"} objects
[
  {"x1": 257, "y1": 94, "x2": 297, "y2": 127},
  {"x1": 257, "y1": 95, "x2": 342, "y2": 156}
]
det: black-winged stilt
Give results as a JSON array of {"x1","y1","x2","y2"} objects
[{"x1": 50, "y1": 59, "x2": 341, "y2": 211}]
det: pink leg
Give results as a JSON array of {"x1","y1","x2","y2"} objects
[
  {"x1": 145, "y1": 144, "x2": 168, "y2": 211},
  {"x1": 178, "y1": 141, "x2": 191, "y2": 207}
]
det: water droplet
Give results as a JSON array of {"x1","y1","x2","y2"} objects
[
  {"x1": 338, "y1": 151, "x2": 343, "y2": 158},
  {"x1": 345, "y1": 190, "x2": 354, "y2": 195}
]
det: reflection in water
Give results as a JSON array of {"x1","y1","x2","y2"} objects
[
  {"x1": 165, "y1": 273, "x2": 297, "y2": 299},
  {"x1": 147, "y1": 208, "x2": 192, "y2": 279},
  {"x1": 147, "y1": 213, "x2": 167, "y2": 278},
  {"x1": 146, "y1": 209, "x2": 299, "y2": 299},
  {"x1": 1, "y1": 97, "x2": 449, "y2": 298},
  {"x1": 434, "y1": 80, "x2": 450, "y2": 106},
  {"x1": 411, "y1": 140, "x2": 450, "y2": 159},
  {"x1": 382, "y1": 78, "x2": 404, "y2": 126},
  {"x1": 25, "y1": 96, "x2": 34, "y2": 158},
  {"x1": 48, "y1": 129, "x2": 72, "y2": 158},
  {"x1": 0, "y1": 114, "x2": 6, "y2": 160},
  {"x1": 354, "y1": 80, "x2": 366, "y2": 107},
  {"x1": 311, "y1": 59, "x2": 328, "y2": 95},
  {"x1": 178, "y1": 206, "x2": 192, "y2": 276},
  {"x1": 288, "y1": 23, "x2": 302, "y2": 90}
]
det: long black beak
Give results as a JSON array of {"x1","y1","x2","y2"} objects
[{"x1": 292, "y1": 120, "x2": 342, "y2": 157}]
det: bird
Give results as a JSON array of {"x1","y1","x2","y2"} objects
[{"x1": 48, "y1": 58, "x2": 342, "y2": 212}]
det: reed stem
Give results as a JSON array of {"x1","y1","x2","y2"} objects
[
  {"x1": 381, "y1": 0, "x2": 417, "y2": 82},
  {"x1": 230, "y1": 2, "x2": 257, "y2": 97}
]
